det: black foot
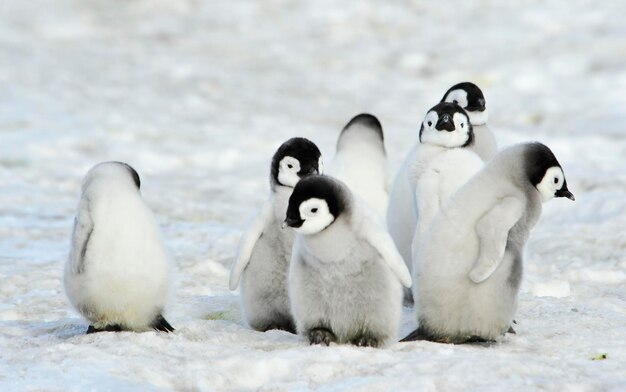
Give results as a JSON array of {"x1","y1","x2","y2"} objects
[
  {"x1": 262, "y1": 322, "x2": 296, "y2": 334},
  {"x1": 86, "y1": 324, "x2": 123, "y2": 334},
  {"x1": 465, "y1": 335, "x2": 495, "y2": 344},
  {"x1": 308, "y1": 327, "x2": 336, "y2": 346},
  {"x1": 507, "y1": 326, "x2": 517, "y2": 334},
  {"x1": 152, "y1": 314, "x2": 175, "y2": 332},
  {"x1": 351, "y1": 335, "x2": 379, "y2": 348},
  {"x1": 400, "y1": 327, "x2": 430, "y2": 342}
]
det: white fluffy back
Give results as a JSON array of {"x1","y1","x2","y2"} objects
[
  {"x1": 65, "y1": 166, "x2": 172, "y2": 329},
  {"x1": 328, "y1": 126, "x2": 389, "y2": 218}
]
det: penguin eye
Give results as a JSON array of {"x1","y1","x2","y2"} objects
[
  {"x1": 461, "y1": 123, "x2": 464, "y2": 128},
  {"x1": 553, "y1": 177, "x2": 558, "y2": 184},
  {"x1": 427, "y1": 121, "x2": 432, "y2": 127},
  {"x1": 311, "y1": 208, "x2": 318, "y2": 213},
  {"x1": 287, "y1": 164, "x2": 293, "y2": 169},
  {"x1": 453, "y1": 100, "x2": 458, "y2": 104}
]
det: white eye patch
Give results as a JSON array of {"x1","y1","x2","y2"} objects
[
  {"x1": 278, "y1": 156, "x2": 301, "y2": 187},
  {"x1": 296, "y1": 198, "x2": 335, "y2": 235},
  {"x1": 536, "y1": 166, "x2": 564, "y2": 202},
  {"x1": 423, "y1": 111, "x2": 439, "y2": 130},
  {"x1": 444, "y1": 89, "x2": 469, "y2": 108}
]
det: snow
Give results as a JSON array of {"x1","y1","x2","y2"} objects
[{"x1": 1, "y1": 0, "x2": 625, "y2": 390}]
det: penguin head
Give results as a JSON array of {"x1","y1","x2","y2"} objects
[
  {"x1": 419, "y1": 102, "x2": 473, "y2": 148},
  {"x1": 441, "y1": 82, "x2": 488, "y2": 126},
  {"x1": 337, "y1": 113, "x2": 385, "y2": 152},
  {"x1": 271, "y1": 137, "x2": 322, "y2": 189},
  {"x1": 82, "y1": 161, "x2": 141, "y2": 193},
  {"x1": 285, "y1": 175, "x2": 348, "y2": 235},
  {"x1": 523, "y1": 142, "x2": 575, "y2": 202}
]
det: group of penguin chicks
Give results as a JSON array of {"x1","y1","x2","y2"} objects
[{"x1": 64, "y1": 82, "x2": 575, "y2": 348}]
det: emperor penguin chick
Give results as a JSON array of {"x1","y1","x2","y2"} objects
[
  {"x1": 229, "y1": 137, "x2": 322, "y2": 333},
  {"x1": 327, "y1": 113, "x2": 389, "y2": 218},
  {"x1": 64, "y1": 162, "x2": 174, "y2": 334},
  {"x1": 286, "y1": 175, "x2": 412, "y2": 347},
  {"x1": 441, "y1": 81, "x2": 497, "y2": 161},
  {"x1": 388, "y1": 102, "x2": 483, "y2": 302},
  {"x1": 403, "y1": 142, "x2": 574, "y2": 344}
]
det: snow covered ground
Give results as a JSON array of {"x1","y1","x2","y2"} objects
[{"x1": 1, "y1": 0, "x2": 625, "y2": 390}]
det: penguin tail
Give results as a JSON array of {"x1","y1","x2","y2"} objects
[{"x1": 152, "y1": 314, "x2": 175, "y2": 332}]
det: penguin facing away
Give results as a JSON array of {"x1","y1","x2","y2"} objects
[
  {"x1": 64, "y1": 162, "x2": 175, "y2": 333},
  {"x1": 402, "y1": 142, "x2": 574, "y2": 344},
  {"x1": 387, "y1": 102, "x2": 482, "y2": 303},
  {"x1": 327, "y1": 113, "x2": 389, "y2": 218},
  {"x1": 441, "y1": 82, "x2": 497, "y2": 161},
  {"x1": 229, "y1": 137, "x2": 322, "y2": 333},
  {"x1": 286, "y1": 175, "x2": 411, "y2": 347}
]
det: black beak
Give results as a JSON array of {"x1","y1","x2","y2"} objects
[
  {"x1": 436, "y1": 114, "x2": 455, "y2": 132},
  {"x1": 284, "y1": 217, "x2": 304, "y2": 228},
  {"x1": 555, "y1": 188, "x2": 575, "y2": 201}
]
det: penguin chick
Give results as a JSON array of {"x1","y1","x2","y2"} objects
[
  {"x1": 286, "y1": 175, "x2": 411, "y2": 347},
  {"x1": 327, "y1": 113, "x2": 389, "y2": 218},
  {"x1": 229, "y1": 137, "x2": 322, "y2": 333},
  {"x1": 64, "y1": 162, "x2": 174, "y2": 334},
  {"x1": 441, "y1": 81, "x2": 497, "y2": 161},
  {"x1": 403, "y1": 142, "x2": 574, "y2": 344},
  {"x1": 388, "y1": 102, "x2": 482, "y2": 303}
]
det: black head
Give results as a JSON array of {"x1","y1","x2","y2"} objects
[
  {"x1": 441, "y1": 82, "x2": 486, "y2": 112},
  {"x1": 113, "y1": 161, "x2": 141, "y2": 189},
  {"x1": 285, "y1": 175, "x2": 348, "y2": 234},
  {"x1": 523, "y1": 142, "x2": 574, "y2": 201},
  {"x1": 419, "y1": 102, "x2": 474, "y2": 147},
  {"x1": 270, "y1": 137, "x2": 322, "y2": 188}
]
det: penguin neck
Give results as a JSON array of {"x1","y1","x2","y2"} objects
[
  {"x1": 271, "y1": 185, "x2": 294, "y2": 222},
  {"x1": 300, "y1": 215, "x2": 355, "y2": 263}
]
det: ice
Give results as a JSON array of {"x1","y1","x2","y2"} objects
[{"x1": 1, "y1": 0, "x2": 625, "y2": 390}]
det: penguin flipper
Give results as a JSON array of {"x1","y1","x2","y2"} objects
[
  {"x1": 400, "y1": 327, "x2": 431, "y2": 342},
  {"x1": 469, "y1": 197, "x2": 523, "y2": 284},
  {"x1": 229, "y1": 201, "x2": 273, "y2": 290},
  {"x1": 69, "y1": 198, "x2": 94, "y2": 274},
  {"x1": 152, "y1": 314, "x2": 175, "y2": 332},
  {"x1": 86, "y1": 324, "x2": 123, "y2": 334},
  {"x1": 359, "y1": 206, "x2": 412, "y2": 288}
]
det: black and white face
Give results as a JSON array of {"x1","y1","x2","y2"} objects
[
  {"x1": 284, "y1": 175, "x2": 346, "y2": 235},
  {"x1": 286, "y1": 197, "x2": 335, "y2": 234},
  {"x1": 271, "y1": 138, "x2": 322, "y2": 188},
  {"x1": 536, "y1": 166, "x2": 574, "y2": 202},
  {"x1": 441, "y1": 82, "x2": 488, "y2": 125},
  {"x1": 419, "y1": 103, "x2": 473, "y2": 148}
]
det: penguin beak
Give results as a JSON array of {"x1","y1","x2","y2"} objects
[
  {"x1": 555, "y1": 188, "x2": 575, "y2": 201},
  {"x1": 284, "y1": 217, "x2": 304, "y2": 228},
  {"x1": 436, "y1": 114, "x2": 455, "y2": 132}
]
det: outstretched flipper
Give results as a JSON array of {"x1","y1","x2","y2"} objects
[
  {"x1": 228, "y1": 201, "x2": 273, "y2": 290},
  {"x1": 358, "y1": 203, "x2": 412, "y2": 288},
  {"x1": 68, "y1": 198, "x2": 94, "y2": 274},
  {"x1": 152, "y1": 314, "x2": 175, "y2": 332},
  {"x1": 469, "y1": 197, "x2": 523, "y2": 283}
]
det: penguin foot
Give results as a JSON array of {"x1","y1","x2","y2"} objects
[
  {"x1": 351, "y1": 334, "x2": 379, "y2": 348},
  {"x1": 259, "y1": 316, "x2": 296, "y2": 334},
  {"x1": 507, "y1": 326, "x2": 517, "y2": 334},
  {"x1": 152, "y1": 314, "x2": 175, "y2": 332},
  {"x1": 308, "y1": 327, "x2": 336, "y2": 346},
  {"x1": 86, "y1": 324, "x2": 123, "y2": 334},
  {"x1": 400, "y1": 327, "x2": 431, "y2": 342}
]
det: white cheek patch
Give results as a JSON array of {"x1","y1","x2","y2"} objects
[
  {"x1": 444, "y1": 89, "x2": 468, "y2": 108},
  {"x1": 296, "y1": 198, "x2": 334, "y2": 235},
  {"x1": 278, "y1": 156, "x2": 301, "y2": 187},
  {"x1": 452, "y1": 112, "x2": 470, "y2": 140},
  {"x1": 536, "y1": 166, "x2": 564, "y2": 202},
  {"x1": 423, "y1": 111, "x2": 439, "y2": 129},
  {"x1": 466, "y1": 108, "x2": 488, "y2": 126}
]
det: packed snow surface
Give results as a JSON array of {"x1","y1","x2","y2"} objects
[{"x1": 1, "y1": 0, "x2": 625, "y2": 390}]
